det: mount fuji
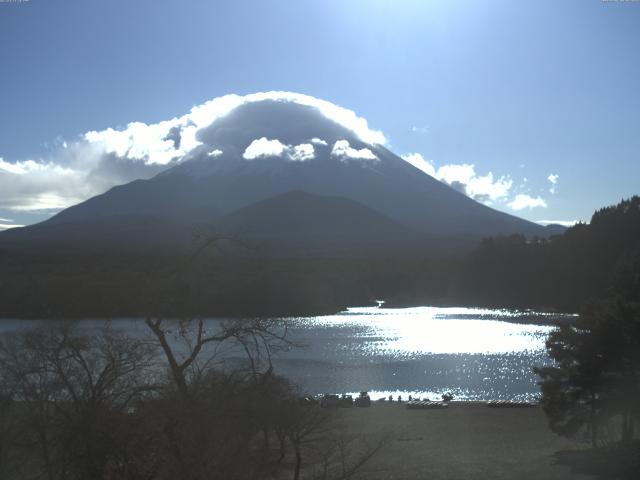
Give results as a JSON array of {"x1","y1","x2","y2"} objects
[{"x1": 0, "y1": 94, "x2": 553, "y2": 256}]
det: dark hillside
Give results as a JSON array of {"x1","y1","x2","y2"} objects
[{"x1": 452, "y1": 196, "x2": 640, "y2": 310}]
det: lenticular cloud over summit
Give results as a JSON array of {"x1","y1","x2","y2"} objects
[
  {"x1": 0, "y1": 91, "x2": 552, "y2": 242},
  {"x1": 0, "y1": 91, "x2": 534, "y2": 223},
  {"x1": 86, "y1": 91, "x2": 387, "y2": 165},
  {"x1": 0, "y1": 92, "x2": 386, "y2": 214}
]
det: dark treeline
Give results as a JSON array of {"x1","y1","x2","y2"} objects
[
  {"x1": 0, "y1": 196, "x2": 638, "y2": 318},
  {"x1": 532, "y1": 208, "x2": 640, "y2": 477},
  {"x1": 0, "y1": 250, "x2": 455, "y2": 319},
  {"x1": 452, "y1": 196, "x2": 640, "y2": 311}
]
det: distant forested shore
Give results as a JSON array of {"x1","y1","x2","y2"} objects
[{"x1": 0, "y1": 196, "x2": 637, "y2": 319}]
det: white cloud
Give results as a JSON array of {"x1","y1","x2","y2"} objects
[
  {"x1": 86, "y1": 127, "x2": 165, "y2": 165},
  {"x1": 8, "y1": 193, "x2": 75, "y2": 211},
  {"x1": 242, "y1": 138, "x2": 316, "y2": 162},
  {"x1": 436, "y1": 164, "x2": 476, "y2": 186},
  {"x1": 547, "y1": 173, "x2": 559, "y2": 194},
  {"x1": 0, "y1": 222, "x2": 24, "y2": 231},
  {"x1": 242, "y1": 92, "x2": 385, "y2": 144},
  {"x1": 207, "y1": 149, "x2": 223, "y2": 157},
  {"x1": 77, "y1": 91, "x2": 383, "y2": 167},
  {"x1": 0, "y1": 217, "x2": 22, "y2": 231},
  {"x1": 536, "y1": 219, "x2": 579, "y2": 227},
  {"x1": 0, "y1": 158, "x2": 72, "y2": 176},
  {"x1": 437, "y1": 164, "x2": 512, "y2": 203},
  {"x1": 0, "y1": 155, "x2": 91, "y2": 211},
  {"x1": 465, "y1": 172, "x2": 513, "y2": 202},
  {"x1": 402, "y1": 155, "x2": 512, "y2": 204},
  {"x1": 242, "y1": 137, "x2": 287, "y2": 160},
  {"x1": 0, "y1": 158, "x2": 34, "y2": 175},
  {"x1": 411, "y1": 125, "x2": 430, "y2": 134},
  {"x1": 85, "y1": 91, "x2": 384, "y2": 164},
  {"x1": 331, "y1": 140, "x2": 377, "y2": 161},
  {"x1": 290, "y1": 143, "x2": 315, "y2": 162},
  {"x1": 243, "y1": 138, "x2": 288, "y2": 160},
  {"x1": 508, "y1": 194, "x2": 548, "y2": 211},
  {"x1": 0, "y1": 144, "x2": 167, "y2": 212},
  {"x1": 0, "y1": 92, "x2": 386, "y2": 213},
  {"x1": 401, "y1": 153, "x2": 436, "y2": 177}
]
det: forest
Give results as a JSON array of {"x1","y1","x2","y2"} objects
[
  {"x1": 453, "y1": 196, "x2": 640, "y2": 311},
  {"x1": 0, "y1": 197, "x2": 638, "y2": 319}
]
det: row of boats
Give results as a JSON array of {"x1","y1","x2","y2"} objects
[
  {"x1": 313, "y1": 393, "x2": 537, "y2": 409},
  {"x1": 319, "y1": 392, "x2": 372, "y2": 408}
]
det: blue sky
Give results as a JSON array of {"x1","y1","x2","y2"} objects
[{"x1": 0, "y1": 0, "x2": 639, "y2": 228}]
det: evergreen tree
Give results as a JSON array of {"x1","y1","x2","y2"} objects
[{"x1": 536, "y1": 299, "x2": 640, "y2": 447}]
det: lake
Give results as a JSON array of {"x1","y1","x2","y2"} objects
[
  {"x1": 272, "y1": 306, "x2": 570, "y2": 401},
  {"x1": 0, "y1": 306, "x2": 572, "y2": 401}
]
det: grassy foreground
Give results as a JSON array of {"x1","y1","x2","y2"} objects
[{"x1": 327, "y1": 403, "x2": 592, "y2": 480}]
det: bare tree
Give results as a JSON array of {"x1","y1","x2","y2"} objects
[
  {"x1": 0, "y1": 323, "x2": 158, "y2": 480},
  {"x1": 144, "y1": 316, "x2": 291, "y2": 399},
  {"x1": 138, "y1": 235, "x2": 387, "y2": 480}
]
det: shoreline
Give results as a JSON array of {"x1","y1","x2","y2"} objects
[{"x1": 0, "y1": 303, "x2": 578, "y2": 325}]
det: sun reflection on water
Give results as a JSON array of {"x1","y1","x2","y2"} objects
[
  {"x1": 300, "y1": 306, "x2": 555, "y2": 356},
  {"x1": 279, "y1": 306, "x2": 570, "y2": 400}
]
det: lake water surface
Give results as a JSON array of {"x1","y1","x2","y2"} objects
[
  {"x1": 273, "y1": 306, "x2": 571, "y2": 401},
  {"x1": 0, "y1": 306, "x2": 572, "y2": 401}
]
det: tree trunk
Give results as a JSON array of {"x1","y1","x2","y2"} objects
[
  {"x1": 145, "y1": 318, "x2": 190, "y2": 399},
  {"x1": 277, "y1": 431, "x2": 286, "y2": 462},
  {"x1": 621, "y1": 410, "x2": 634, "y2": 444},
  {"x1": 590, "y1": 393, "x2": 598, "y2": 448},
  {"x1": 293, "y1": 443, "x2": 302, "y2": 480}
]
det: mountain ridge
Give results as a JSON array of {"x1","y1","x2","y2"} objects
[{"x1": 0, "y1": 99, "x2": 557, "y2": 256}]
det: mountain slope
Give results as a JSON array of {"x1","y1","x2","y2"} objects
[
  {"x1": 0, "y1": 213, "x2": 189, "y2": 253},
  {"x1": 214, "y1": 190, "x2": 426, "y2": 256},
  {"x1": 0, "y1": 95, "x2": 571, "y2": 318},
  {"x1": 6, "y1": 99, "x2": 550, "y2": 252}
]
